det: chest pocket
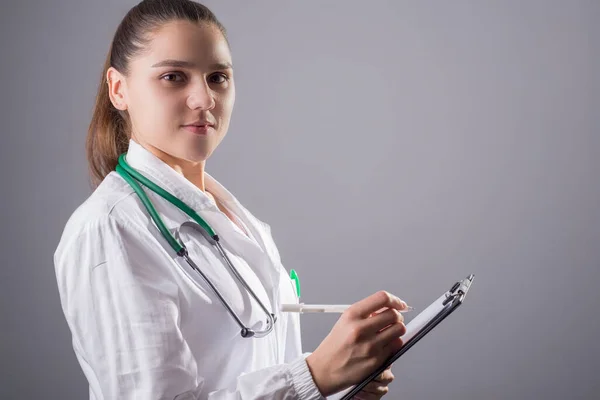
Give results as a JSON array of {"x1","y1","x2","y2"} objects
[
  {"x1": 175, "y1": 221, "x2": 272, "y2": 341},
  {"x1": 280, "y1": 273, "x2": 299, "y2": 306}
]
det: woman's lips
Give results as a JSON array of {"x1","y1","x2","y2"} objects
[{"x1": 182, "y1": 125, "x2": 214, "y2": 135}]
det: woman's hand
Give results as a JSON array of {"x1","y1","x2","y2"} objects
[
  {"x1": 305, "y1": 291, "x2": 407, "y2": 397},
  {"x1": 354, "y1": 366, "x2": 394, "y2": 400}
]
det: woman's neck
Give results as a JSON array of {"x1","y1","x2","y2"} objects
[
  {"x1": 135, "y1": 139, "x2": 207, "y2": 192},
  {"x1": 132, "y1": 140, "x2": 246, "y2": 234},
  {"x1": 171, "y1": 163, "x2": 206, "y2": 192}
]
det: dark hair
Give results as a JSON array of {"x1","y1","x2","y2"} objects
[{"x1": 86, "y1": 0, "x2": 227, "y2": 187}]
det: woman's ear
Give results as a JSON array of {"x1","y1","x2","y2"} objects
[{"x1": 106, "y1": 67, "x2": 128, "y2": 111}]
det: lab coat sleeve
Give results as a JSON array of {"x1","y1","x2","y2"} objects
[
  {"x1": 55, "y1": 215, "x2": 327, "y2": 400},
  {"x1": 205, "y1": 354, "x2": 324, "y2": 400},
  {"x1": 55, "y1": 215, "x2": 203, "y2": 399}
]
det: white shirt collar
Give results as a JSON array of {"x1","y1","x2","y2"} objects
[{"x1": 124, "y1": 139, "x2": 240, "y2": 212}]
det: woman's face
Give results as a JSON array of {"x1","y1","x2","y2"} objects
[{"x1": 108, "y1": 20, "x2": 235, "y2": 165}]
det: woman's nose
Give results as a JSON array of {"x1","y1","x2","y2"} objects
[{"x1": 187, "y1": 81, "x2": 215, "y2": 110}]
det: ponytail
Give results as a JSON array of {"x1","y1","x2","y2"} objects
[{"x1": 86, "y1": 47, "x2": 131, "y2": 188}]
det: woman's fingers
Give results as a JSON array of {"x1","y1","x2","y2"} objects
[
  {"x1": 349, "y1": 291, "x2": 407, "y2": 319},
  {"x1": 354, "y1": 368, "x2": 394, "y2": 399},
  {"x1": 382, "y1": 336, "x2": 404, "y2": 357},
  {"x1": 374, "y1": 318, "x2": 407, "y2": 348},
  {"x1": 373, "y1": 367, "x2": 394, "y2": 385},
  {"x1": 361, "y1": 382, "x2": 389, "y2": 395},
  {"x1": 363, "y1": 308, "x2": 404, "y2": 334}
]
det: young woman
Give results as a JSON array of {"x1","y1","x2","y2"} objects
[{"x1": 54, "y1": 1, "x2": 409, "y2": 399}]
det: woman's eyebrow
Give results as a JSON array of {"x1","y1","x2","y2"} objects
[{"x1": 151, "y1": 59, "x2": 233, "y2": 70}]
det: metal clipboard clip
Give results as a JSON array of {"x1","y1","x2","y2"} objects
[{"x1": 442, "y1": 274, "x2": 475, "y2": 306}]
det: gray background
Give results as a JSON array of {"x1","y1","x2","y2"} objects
[{"x1": 1, "y1": 1, "x2": 598, "y2": 399}]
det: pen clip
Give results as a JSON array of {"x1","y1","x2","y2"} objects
[{"x1": 290, "y1": 269, "x2": 301, "y2": 298}]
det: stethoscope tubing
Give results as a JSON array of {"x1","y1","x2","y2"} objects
[{"x1": 116, "y1": 154, "x2": 276, "y2": 338}]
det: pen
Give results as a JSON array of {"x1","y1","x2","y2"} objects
[
  {"x1": 280, "y1": 303, "x2": 415, "y2": 313},
  {"x1": 286, "y1": 270, "x2": 415, "y2": 313}
]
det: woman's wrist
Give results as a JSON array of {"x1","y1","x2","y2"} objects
[{"x1": 305, "y1": 352, "x2": 335, "y2": 397}]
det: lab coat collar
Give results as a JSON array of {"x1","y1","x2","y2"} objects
[
  {"x1": 124, "y1": 140, "x2": 282, "y2": 309},
  {"x1": 125, "y1": 139, "x2": 235, "y2": 213}
]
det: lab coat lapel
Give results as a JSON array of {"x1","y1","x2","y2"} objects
[
  {"x1": 214, "y1": 208, "x2": 281, "y2": 313},
  {"x1": 202, "y1": 173, "x2": 283, "y2": 311}
]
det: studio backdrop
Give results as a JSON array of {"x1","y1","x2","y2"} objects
[{"x1": 0, "y1": 1, "x2": 598, "y2": 399}]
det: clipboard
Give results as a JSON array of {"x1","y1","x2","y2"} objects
[{"x1": 339, "y1": 274, "x2": 475, "y2": 400}]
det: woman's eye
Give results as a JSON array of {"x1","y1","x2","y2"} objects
[
  {"x1": 161, "y1": 73, "x2": 185, "y2": 83},
  {"x1": 209, "y1": 73, "x2": 229, "y2": 84}
]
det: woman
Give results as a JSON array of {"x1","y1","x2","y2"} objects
[{"x1": 54, "y1": 1, "x2": 409, "y2": 399}]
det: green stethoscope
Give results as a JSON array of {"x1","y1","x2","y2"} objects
[{"x1": 115, "y1": 154, "x2": 277, "y2": 338}]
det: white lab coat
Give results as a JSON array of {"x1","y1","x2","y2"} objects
[{"x1": 54, "y1": 140, "x2": 341, "y2": 400}]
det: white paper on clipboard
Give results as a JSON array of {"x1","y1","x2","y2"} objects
[{"x1": 402, "y1": 293, "x2": 449, "y2": 343}]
